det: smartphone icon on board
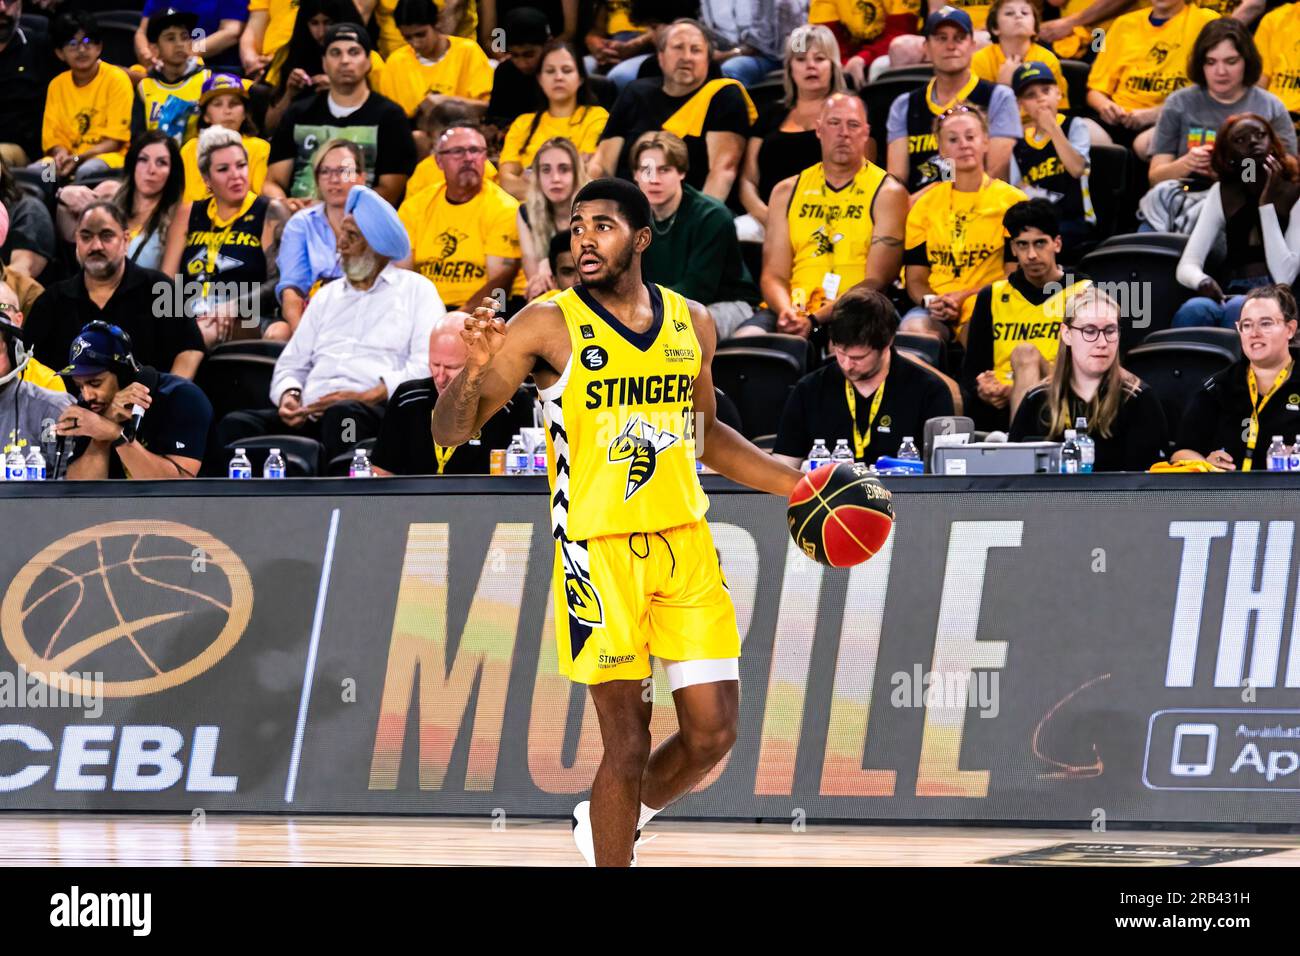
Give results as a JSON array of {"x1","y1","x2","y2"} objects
[{"x1": 1170, "y1": 723, "x2": 1218, "y2": 777}]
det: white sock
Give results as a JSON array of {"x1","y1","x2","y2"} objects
[{"x1": 637, "y1": 802, "x2": 661, "y2": 830}]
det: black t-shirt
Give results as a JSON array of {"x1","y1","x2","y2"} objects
[
  {"x1": 774, "y1": 348, "x2": 955, "y2": 463},
  {"x1": 0, "y1": 28, "x2": 55, "y2": 162},
  {"x1": 269, "y1": 91, "x2": 417, "y2": 198},
  {"x1": 752, "y1": 103, "x2": 820, "y2": 204},
  {"x1": 370, "y1": 377, "x2": 535, "y2": 475},
  {"x1": 599, "y1": 78, "x2": 752, "y2": 191},
  {"x1": 1175, "y1": 358, "x2": 1300, "y2": 471},
  {"x1": 1010, "y1": 380, "x2": 1169, "y2": 472},
  {"x1": 1, "y1": 195, "x2": 56, "y2": 265},
  {"x1": 24, "y1": 261, "x2": 205, "y2": 375},
  {"x1": 70, "y1": 369, "x2": 213, "y2": 478},
  {"x1": 486, "y1": 60, "x2": 544, "y2": 129}
]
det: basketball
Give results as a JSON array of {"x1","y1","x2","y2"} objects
[{"x1": 787, "y1": 462, "x2": 895, "y2": 567}]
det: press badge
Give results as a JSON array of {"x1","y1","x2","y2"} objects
[
  {"x1": 1288, "y1": 404, "x2": 1299, "y2": 411},
  {"x1": 821, "y1": 272, "x2": 842, "y2": 300},
  {"x1": 878, "y1": 425, "x2": 891, "y2": 434}
]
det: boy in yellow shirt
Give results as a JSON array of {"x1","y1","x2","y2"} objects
[
  {"x1": 378, "y1": 0, "x2": 492, "y2": 119},
  {"x1": 971, "y1": 0, "x2": 1069, "y2": 108},
  {"x1": 40, "y1": 12, "x2": 134, "y2": 182}
]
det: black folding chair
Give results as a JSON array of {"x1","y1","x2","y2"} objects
[{"x1": 710, "y1": 348, "x2": 804, "y2": 440}]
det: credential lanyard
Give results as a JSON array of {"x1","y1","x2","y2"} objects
[{"x1": 845, "y1": 378, "x2": 885, "y2": 461}]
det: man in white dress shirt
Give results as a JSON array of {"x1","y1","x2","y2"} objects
[{"x1": 215, "y1": 185, "x2": 445, "y2": 468}]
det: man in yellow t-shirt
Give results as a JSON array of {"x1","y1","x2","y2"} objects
[
  {"x1": 1086, "y1": 0, "x2": 1218, "y2": 152},
  {"x1": 377, "y1": 0, "x2": 492, "y2": 118},
  {"x1": 41, "y1": 12, "x2": 133, "y2": 182},
  {"x1": 398, "y1": 126, "x2": 520, "y2": 308},
  {"x1": 1257, "y1": 3, "x2": 1300, "y2": 116}
]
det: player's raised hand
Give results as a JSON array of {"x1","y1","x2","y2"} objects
[{"x1": 462, "y1": 298, "x2": 507, "y2": 372}]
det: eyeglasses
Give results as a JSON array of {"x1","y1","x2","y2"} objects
[
  {"x1": 62, "y1": 35, "x2": 99, "y2": 50},
  {"x1": 1236, "y1": 317, "x2": 1285, "y2": 334},
  {"x1": 318, "y1": 165, "x2": 358, "y2": 180},
  {"x1": 1069, "y1": 323, "x2": 1120, "y2": 342},
  {"x1": 436, "y1": 146, "x2": 487, "y2": 160}
]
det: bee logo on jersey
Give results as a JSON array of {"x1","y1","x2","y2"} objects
[
  {"x1": 1148, "y1": 42, "x2": 1176, "y2": 66},
  {"x1": 812, "y1": 226, "x2": 843, "y2": 258},
  {"x1": 608, "y1": 415, "x2": 680, "y2": 500},
  {"x1": 560, "y1": 541, "x2": 605, "y2": 627}
]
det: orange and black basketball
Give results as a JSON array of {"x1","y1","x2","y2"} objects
[{"x1": 787, "y1": 462, "x2": 894, "y2": 567}]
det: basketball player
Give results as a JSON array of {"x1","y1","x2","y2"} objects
[{"x1": 432, "y1": 178, "x2": 804, "y2": 867}]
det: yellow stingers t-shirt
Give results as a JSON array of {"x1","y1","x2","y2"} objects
[
  {"x1": 376, "y1": 37, "x2": 493, "y2": 117},
  {"x1": 971, "y1": 43, "x2": 1070, "y2": 109},
  {"x1": 248, "y1": 0, "x2": 299, "y2": 60},
  {"x1": 1086, "y1": 3, "x2": 1219, "y2": 111},
  {"x1": 399, "y1": 179, "x2": 521, "y2": 307},
  {"x1": 1257, "y1": 4, "x2": 1300, "y2": 114},
  {"x1": 810, "y1": 0, "x2": 889, "y2": 41},
  {"x1": 180, "y1": 134, "x2": 271, "y2": 202},
  {"x1": 407, "y1": 156, "x2": 498, "y2": 196},
  {"x1": 42, "y1": 62, "x2": 134, "y2": 167},
  {"x1": 904, "y1": 175, "x2": 1026, "y2": 328},
  {"x1": 500, "y1": 107, "x2": 609, "y2": 168},
  {"x1": 373, "y1": 0, "x2": 404, "y2": 58}
]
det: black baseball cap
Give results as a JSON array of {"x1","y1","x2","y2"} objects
[
  {"x1": 323, "y1": 22, "x2": 373, "y2": 55},
  {"x1": 1012, "y1": 61, "x2": 1058, "y2": 95},
  {"x1": 146, "y1": 7, "x2": 199, "y2": 43}
]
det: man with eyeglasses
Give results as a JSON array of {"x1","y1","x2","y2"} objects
[
  {"x1": 35, "y1": 11, "x2": 133, "y2": 182},
  {"x1": 0, "y1": 0, "x2": 54, "y2": 169},
  {"x1": 267, "y1": 23, "x2": 416, "y2": 206},
  {"x1": 962, "y1": 199, "x2": 1091, "y2": 431},
  {"x1": 398, "y1": 125, "x2": 522, "y2": 310},
  {"x1": 1174, "y1": 284, "x2": 1300, "y2": 472}
]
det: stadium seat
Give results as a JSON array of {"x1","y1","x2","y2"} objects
[
  {"x1": 1087, "y1": 144, "x2": 1130, "y2": 240},
  {"x1": 1142, "y1": 326, "x2": 1241, "y2": 361},
  {"x1": 1122, "y1": 340, "x2": 1237, "y2": 434},
  {"x1": 746, "y1": 78, "x2": 786, "y2": 111},
  {"x1": 326, "y1": 438, "x2": 378, "y2": 477},
  {"x1": 711, "y1": 347, "x2": 803, "y2": 439},
  {"x1": 1059, "y1": 60, "x2": 1092, "y2": 118},
  {"x1": 1077, "y1": 244, "x2": 1191, "y2": 353},
  {"x1": 714, "y1": 386, "x2": 743, "y2": 432},
  {"x1": 194, "y1": 353, "x2": 277, "y2": 422},
  {"x1": 96, "y1": 10, "x2": 146, "y2": 27},
  {"x1": 872, "y1": 65, "x2": 934, "y2": 83},
  {"x1": 18, "y1": 14, "x2": 48, "y2": 35},
  {"x1": 860, "y1": 76, "x2": 928, "y2": 160},
  {"x1": 96, "y1": 23, "x2": 139, "y2": 69},
  {"x1": 895, "y1": 331, "x2": 944, "y2": 370},
  {"x1": 718, "y1": 332, "x2": 809, "y2": 371},
  {"x1": 210, "y1": 339, "x2": 286, "y2": 359},
  {"x1": 224, "y1": 436, "x2": 323, "y2": 478},
  {"x1": 1097, "y1": 232, "x2": 1188, "y2": 253}
]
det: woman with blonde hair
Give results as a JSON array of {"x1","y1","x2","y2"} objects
[
  {"x1": 1011, "y1": 286, "x2": 1169, "y2": 471},
  {"x1": 518, "y1": 137, "x2": 588, "y2": 301},
  {"x1": 737, "y1": 24, "x2": 847, "y2": 240}
]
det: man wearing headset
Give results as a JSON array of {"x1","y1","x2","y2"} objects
[
  {"x1": 56, "y1": 322, "x2": 212, "y2": 479},
  {"x1": 0, "y1": 310, "x2": 72, "y2": 466}
]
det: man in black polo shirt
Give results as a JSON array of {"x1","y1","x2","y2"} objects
[
  {"x1": 267, "y1": 23, "x2": 416, "y2": 207},
  {"x1": 56, "y1": 322, "x2": 213, "y2": 479},
  {"x1": 0, "y1": 1, "x2": 54, "y2": 166},
  {"x1": 1173, "y1": 285, "x2": 1300, "y2": 472},
  {"x1": 371, "y1": 312, "x2": 535, "y2": 475},
  {"x1": 24, "y1": 202, "x2": 205, "y2": 379},
  {"x1": 773, "y1": 288, "x2": 955, "y2": 468},
  {"x1": 590, "y1": 18, "x2": 754, "y2": 202}
]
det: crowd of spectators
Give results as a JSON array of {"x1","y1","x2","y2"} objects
[{"x1": 1, "y1": 0, "x2": 1299, "y2": 481}]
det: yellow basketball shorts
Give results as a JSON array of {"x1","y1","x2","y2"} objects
[{"x1": 552, "y1": 519, "x2": 741, "y2": 685}]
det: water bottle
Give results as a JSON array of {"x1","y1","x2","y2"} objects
[
  {"x1": 532, "y1": 443, "x2": 546, "y2": 476},
  {"x1": 24, "y1": 446, "x2": 46, "y2": 481},
  {"x1": 263, "y1": 448, "x2": 286, "y2": 479},
  {"x1": 806, "y1": 438, "x2": 831, "y2": 472},
  {"x1": 1289, "y1": 436, "x2": 1300, "y2": 473},
  {"x1": 897, "y1": 436, "x2": 921, "y2": 463},
  {"x1": 349, "y1": 448, "x2": 372, "y2": 478},
  {"x1": 1060, "y1": 429, "x2": 1081, "y2": 474},
  {"x1": 227, "y1": 448, "x2": 252, "y2": 479},
  {"x1": 1267, "y1": 436, "x2": 1288, "y2": 472},
  {"x1": 5, "y1": 446, "x2": 26, "y2": 481},
  {"x1": 1074, "y1": 417, "x2": 1095, "y2": 474},
  {"x1": 506, "y1": 434, "x2": 529, "y2": 476},
  {"x1": 831, "y1": 438, "x2": 854, "y2": 465}
]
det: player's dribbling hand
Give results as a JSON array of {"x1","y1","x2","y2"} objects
[{"x1": 463, "y1": 298, "x2": 507, "y2": 373}]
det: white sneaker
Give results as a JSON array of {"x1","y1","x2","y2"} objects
[{"x1": 571, "y1": 800, "x2": 642, "y2": 867}]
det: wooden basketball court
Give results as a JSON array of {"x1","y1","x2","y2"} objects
[{"x1": 1, "y1": 814, "x2": 1297, "y2": 866}]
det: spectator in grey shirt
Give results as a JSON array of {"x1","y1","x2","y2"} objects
[
  {"x1": 0, "y1": 307, "x2": 72, "y2": 471},
  {"x1": 700, "y1": 0, "x2": 809, "y2": 88}
]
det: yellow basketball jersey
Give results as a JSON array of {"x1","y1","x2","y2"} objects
[
  {"x1": 787, "y1": 161, "x2": 889, "y2": 313},
  {"x1": 989, "y1": 276, "x2": 1089, "y2": 383},
  {"x1": 538, "y1": 284, "x2": 708, "y2": 542}
]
